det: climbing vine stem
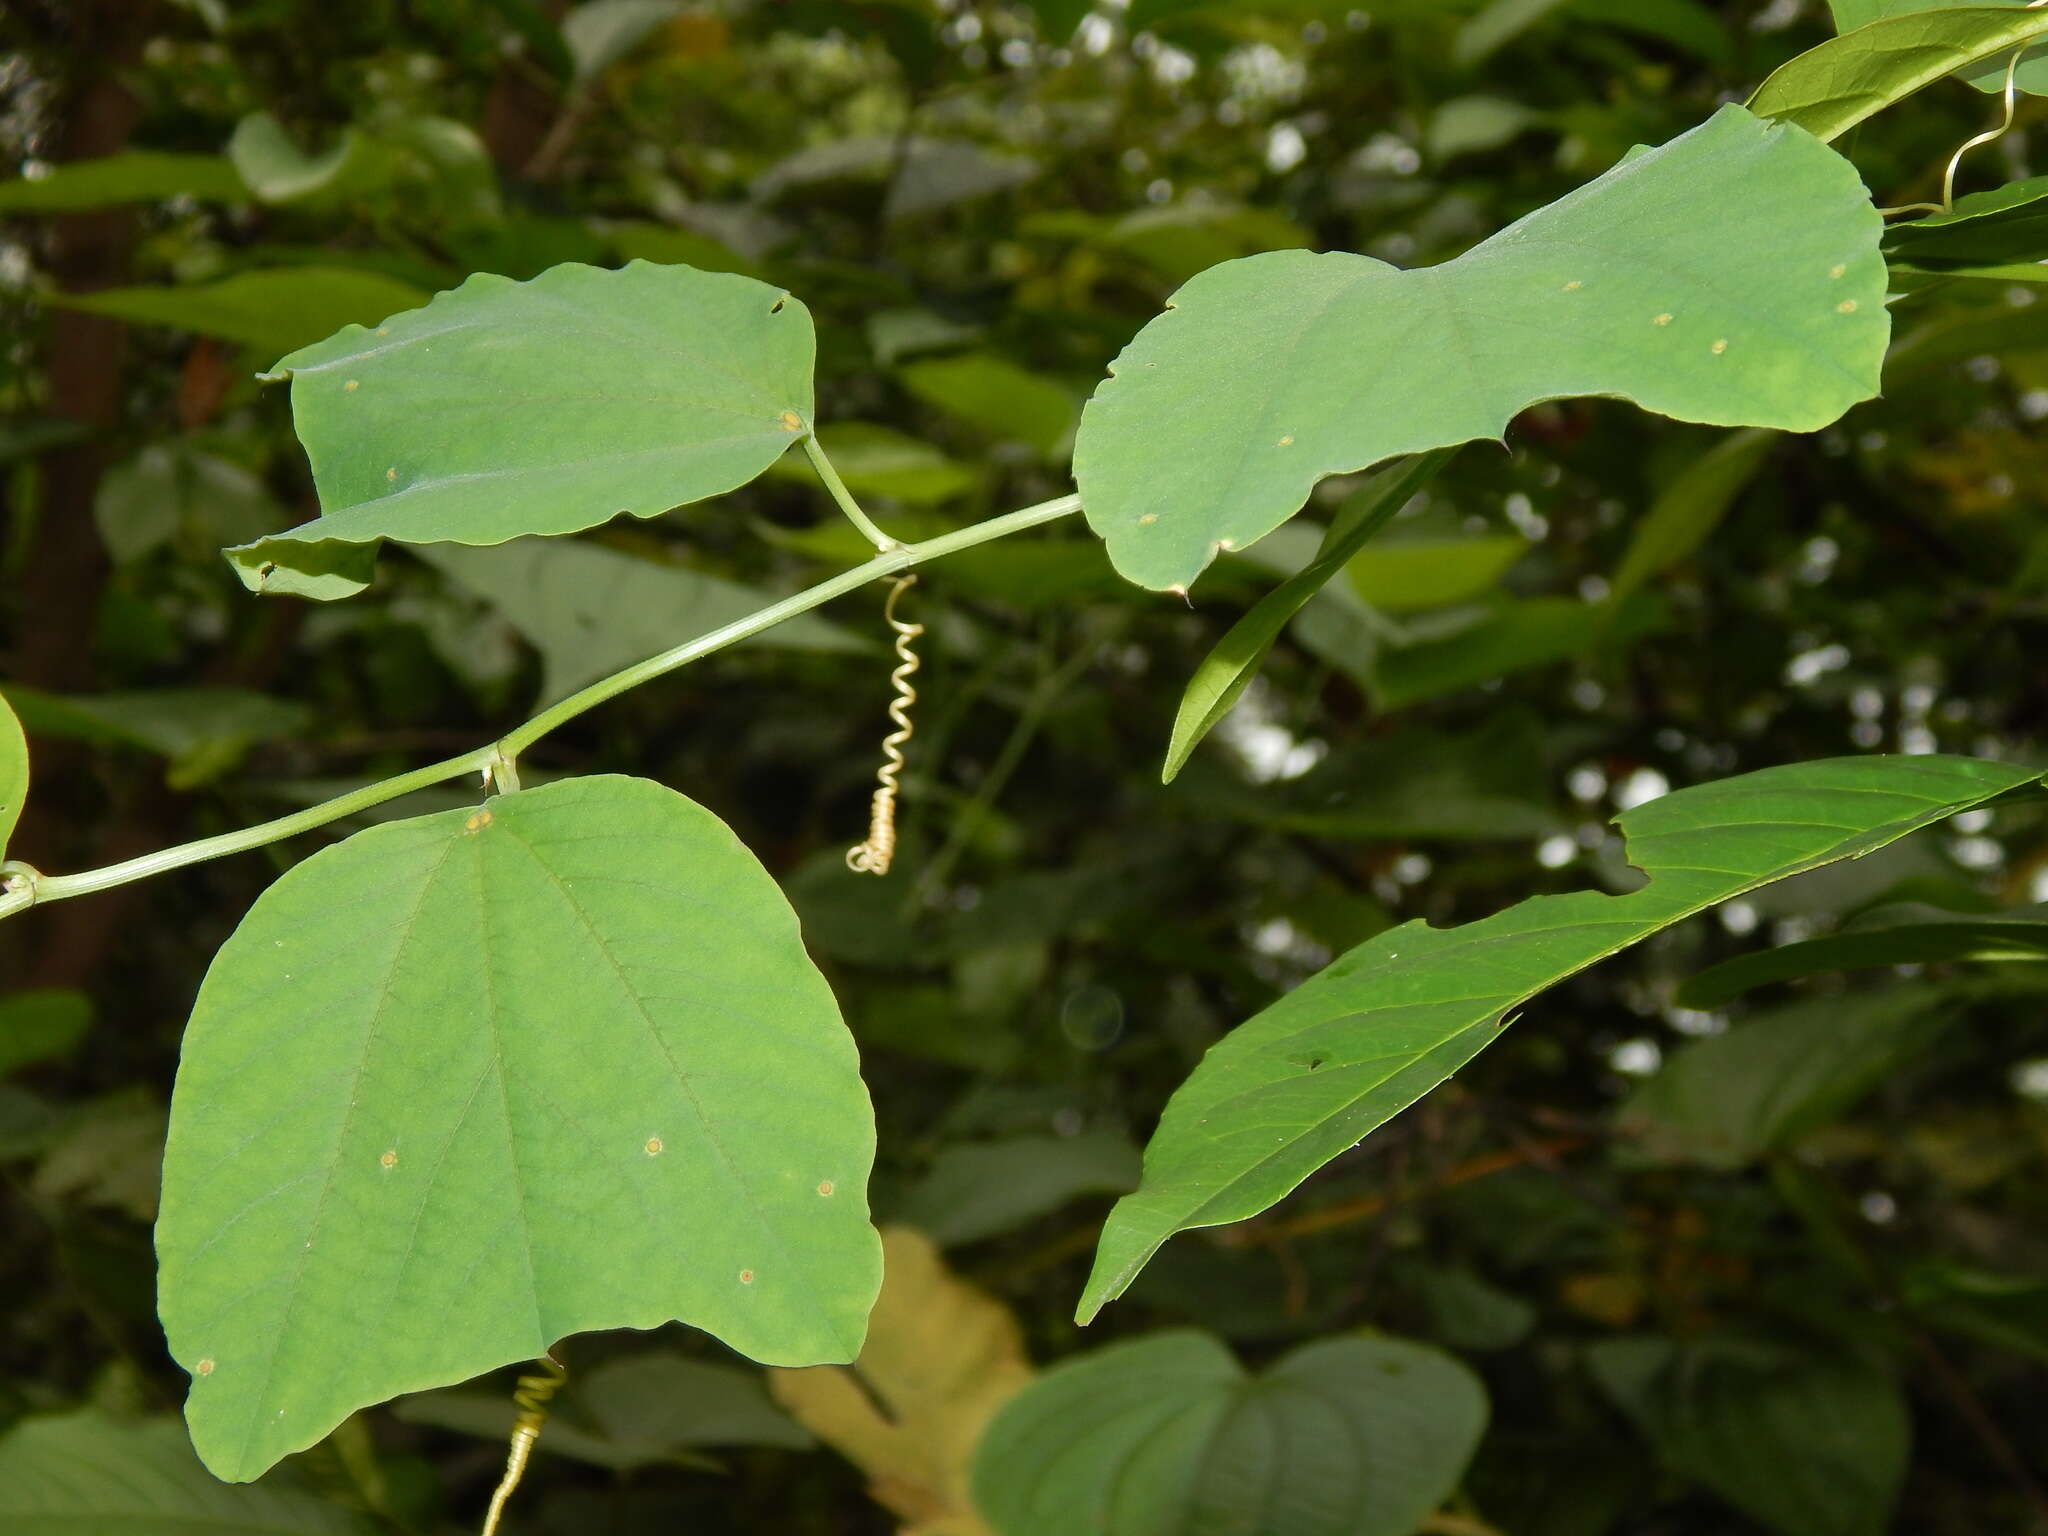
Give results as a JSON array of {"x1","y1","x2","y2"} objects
[{"x1": 0, "y1": 491, "x2": 1082, "y2": 915}]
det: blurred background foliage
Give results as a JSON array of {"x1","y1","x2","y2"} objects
[{"x1": 2, "y1": 0, "x2": 2046, "y2": 1531}]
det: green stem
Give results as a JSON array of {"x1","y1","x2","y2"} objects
[
  {"x1": 7, "y1": 493, "x2": 1083, "y2": 915},
  {"x1": 803, "y1": 433, "x2": 899, "y2": 551}
]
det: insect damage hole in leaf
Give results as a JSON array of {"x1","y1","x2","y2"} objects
[{"x1": 1074, "y1": 103, "x2": 1887, "y2": 593}]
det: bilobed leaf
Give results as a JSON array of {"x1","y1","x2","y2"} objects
[
  {"x1": 230, "y1": 261, "x2": 815, "y2": 599},
  {"x1": 1749, "y1": 6, "x2": 2048, "y2": 140},
  {"x1": 1587, "y1": 1336, "x2": 1908, "y2": 1536},
  {"x1": 1828, "y1": 0, "x2": 2048, "y2": 94},
  {"x1": 0, "y1": 688, "x2": 26, "y2": 862},
  {"x1": 1161, "y1": 452, "x2": 1451, "y2": 783},
  {"x1": 1609, "y1": 429, "x2": 1775, "y2": 603},
  {"x1": 1883, "y1": 174, "x2": 2048, "y2": 267},
  {"x1": 417, "y1": 536, "x2": 863, "y2": 704},
  {"x1": 0, "y1": 152, "x2": 247, "y2": 213},
  {"x1": 0, "y1": 1410, "x2": 374, "y2": 1535},
  {"x1": 1077, "y1": 105, "x2": 1886, "y2": 592},
  {"x1": 972, "y1": 1331, "x2": 1487, "y2": 1536},
  {"x1": 771, "y1": 1227, "x2": 1035, "y2": 1536},
  {"x1": 1678, "y1": 902, "x2": 2048, "y2": 1006},
  {"x1": 156, "y1": 775, "x2": 881, "y2": 1481},
  {"x1": 49, "y1": 268, "x2": 431, "y2": 355},
  {"x1": 1615, "y1": 984, "x2": 1959, "y2": 1169},
  {"x1": 1078, "y1": 754, "x2": 2040, "y2": 1320}
]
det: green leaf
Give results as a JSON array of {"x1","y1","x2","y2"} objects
[
  {"x1": 230, "y1": 261, "x2": 813, "y2": 599},
  {"x1": 893, "y1": 1130, "x2": 1142, "y2": 1246},
  {"x1": 564, "y1": 0, "x2": 684, "y2": 83},
  {"x1": 972, "y1": 1331, "x2": 1487, "y2": 1536},
  {"x1": 1349, "y1": 535, "x2": 1528, "y2": 610},
  {"x1": 0, "y1": 152, "x2": 247, "y2": 213},
  {"x1": 1426, "y1": 96, "x2": 1546, "y2": 162},
  {"x1": 1455, "y1": 0, "x2": 1570, "y2": 66},
  {"x1": 2, "y1": 685, "x2": 310, "y2": 790},
  {"x1": 49, "y1": 268, "x2": 431, "y2": 356},
  {"x1": 394, "y1": 1351, "x2": 812, "y2": 1469},
  {"x1": 1748, "y1": 6, "x2": 2048, "y2": 140},
  {"x1": 1161, "y1": 452, "x2": 1451, "y2": 783},
  {"x1": 0, "y1": 1410, "x2": 375, "y2": 1534},
  {"x1": 95, "y1": 443, "x2": 284, "y2": 563},
  {"x1": 1370, "y1": 593, "x2": 1667, "y2": 710},
  {"x1": 897, "y1": 353, "x2": 1078, "y2": 458},
  {"x1": 1678, "y1": 901, "x2": 2048, "y2": 1006},
  {"x1": 1614, "y1": 984, "x2": 1959, "y2": 1169},
  {"x1": 156, "y1": 775, "x2": 881, "y2": 1481},
  {"x1": 416, "y1": 537, "x2": 864, "y2": 704},
  {"x1": 227, "y1": 113, "x2": 361, "y2": 204},
  {"x1": 1883, "y1": 174, "x2": 2048, "y2": 267},
  {"x1": 1077, "y1": 105, "x2": 1886, "y2": 592},
  {"x1": 1609, "y1": 429, "x2": 1775, "y2": 604},
  {"x1": 1078, "y1": 754, "x2": 2039, "y2": 1321},
  {"x1": 0, "y1": 688, "x2": 26, "y2": 863},
  {"x1": 0, "y1": 989, "x2": 92, "y2": 1078},
  {"x1": 1571, "y1": 0, "x2": 1736, "y2": 66},
  {"x1": 1828, "y1": 0, "x2": 2048, "y2": 93},
  {"x1": 1587, "y1": 1336, "x2": 1908, "y2": 1536}
]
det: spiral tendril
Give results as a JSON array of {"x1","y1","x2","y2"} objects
[
  {"x1": 1882, "y1": 13, "x2": 2044, "y2": 220},
  {"x1": 478, "y1": 1353, "x2": 567, "y2": 1536},
  {"x1": 846, "y1": 576, "x2": 923, "y2": 876}
]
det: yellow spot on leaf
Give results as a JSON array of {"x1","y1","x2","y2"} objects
[
  {"x1": 385, "y1": 467, "x2": 398, "y2": 483},
  {"x1": 464, "y1": 808, "x2": 493, "y2": 834},
  {"x1": 1277, "y1": 434, "x2": 1294, "y2": 446},
  {"x1": 817, "y1": 1180, "x2": 835, "y2": 1196},
  {"x1": 1563, "y1": 280, "x2": 1582, "y2": 292},
  {"x1": 1653, "y1": 313, "x2": 1673, "y2": 327},
  {"x1": 645, "y1": 1136, "x2": 664, "y2": 1156},
  {"x1": 344, "y1": 379, "x2": 359, "y2": 392},
  {"x1": 1711, "y1": 339, "x2": 1728, "y2": 356},
  {"x1": 380, "y1": 1149, "x2": 398, "y2": 1170},
  {"x1": 779, "y1": 411, "x2": 803, "y2": 431},
  {"x1": 1837, "y1": 299, "x2": 1858, "y2": 314},
  {"x1": 1830, "y1": 264, "x2": 1847, "y2": 280},
  {"x1": 739, "y1": 1268, "x2": 755, "y2": 1284},
  {"x1": 376, "y1": 327, "x2": 391, "y2": 335},
  {"x1": 197, "y1": 1358, "x2": 216, "y2": 1376}
]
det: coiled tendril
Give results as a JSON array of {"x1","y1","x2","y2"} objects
[
  {"x1": 479, "y1": 1353, "x2": 567, "y2": 1536},
  {"x1": 846, "y1": 576, "x2": 923, "y2": 876}
]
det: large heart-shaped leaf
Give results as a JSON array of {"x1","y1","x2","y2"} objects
[
  {"x1": 229, "y1": 261, "x2": 816, "y2": 599},
  {"x1": 1750, "y1": 5, "x2": 2048, "y2": 140},
  {"x1": 1827, "y1": 0, "x2": 2048, "y2": 95},
  {"x1": 972, "y1": 1331, "x2": 1487, "y2": 1536},
  {"x1": 1075, "y1": 105, "x2": 1885, "y2": 592},
  {"x1": 0, "y1": 1411, "x2": 373, "y2": 1535},
  {"x1": 157, "y1": 774, "x2": 880, "y2": 1481},
  {"x1": 1078, "y1": 754, "x2": 2040, "y2": 1320}
]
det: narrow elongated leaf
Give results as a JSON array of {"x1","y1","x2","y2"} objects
[
  {"x1": 0, "y1": 152, "x2": 246, "y2": 213},
  {"x1": 973, "y1": 1331, "x2": 1487, "y2": 1536},
  {"x1": 230, "y1": 261, "x2": 815, "y2": 599},
  {"x1": 1829, "y1": 0, "x2": 2048, "y2": 93},
  {"x1": 1679, "y1": 901, "x2": 2048, "y2": 1006},
  {"x1": 1748, "y1": 7, "x2": 2048, "y2": 141},
  {"x1": 0, "y1": 688, "x2": 26, "y2": 862},
  {"x1": 1883, "y1": 174, "x2": 2048, "y2": 267},
  {"x1": 49, "y1": 268, "x2": 431, "y2": 355},
  {"x1": 417, "y1": 537, "x2": 863, "y2": 704},
  {"x1": 1615, "y1": 984, "x2": 1959, "y2": 1168},
  {"x1": 157, "y1": 775, "x2": 881, "y2": 1481},
  {"x1": 1161, "y1": 452, "x2": 1451, "y2": 782},
  {"x1": 1077, "y1": 105, "x2": 1885, "y2": 592},
  {"x1": 1079, "y1": 754, "x2": 2039, "y2": 1320},
  {"x1": 0, "y1": 1410, "x2": 373, "y2": 1534}
]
